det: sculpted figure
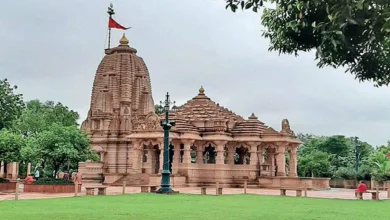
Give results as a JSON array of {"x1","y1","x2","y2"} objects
[{"x1": 281, "y1": 119, "x2": 292, "y2": 133}]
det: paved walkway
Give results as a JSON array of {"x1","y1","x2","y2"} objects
[{"x1": 0, "y1": 184, "x2": 388, "y2": 201}]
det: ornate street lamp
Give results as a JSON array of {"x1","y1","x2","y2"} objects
[{"x1": 156, "y1": 92, "x2": 176, "y2": 194}]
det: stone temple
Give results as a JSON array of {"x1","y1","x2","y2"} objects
[{"x1": 79, "y1": 34, "x2": 330, "y2": 189}]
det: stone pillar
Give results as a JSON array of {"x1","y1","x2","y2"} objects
[
  {"x1": 182, "y1": 141, "x2": 192, "y2": 165},
  {"x1": 159, "y1": 147, "x2": 164, "y2": 174},
  {"x1": 7, "y1": 162, "x2": 19, "y2": 180},
  {"x1": 248, "y1": 143, "x2": 259, "y2": 165},
  {"x1": 289, "y1": 147, "x2": 297, "y2": 177},
  {"x1": 226, "y1": 149, "x2": 235, "y2": 165},
  {"x1": 27, "y1": 163, "x2": 31, "y2": 176},
  {"x1": 276, "y1": 143, "x2": 286, "y2": 176},
  {"x1": 131, "y1": 140, "x2": 142, "y2": 173},
  {"x1": 147, "y1": 149, "x2": 153, "y2": 163},
  {"x1": 196, "y1": 147, "x2": 203, "y2": 164},
  {"x1": 257, "y1": 148, "x2": 264, "y2": 164},
  {"x1": 215, "y1": 141, "x2": 227, "y2": 165},
  {"x1": 117, "y1": 143, "x2": 128, "y2": 173},
  {"x1": 172, "y1": 144, "x2": 181, "y2": 175},
  {"x1": 250, "y1": 151, "x2": 258, "y2": 165},
  {"x1": 107, "y1": 142, "x2": 119, "y2": 173},
  {"x1": 100, "y1": 153, "x2": 105, "y2": 163},
  {"x1": 267, "y1": 151, "x2": 275, "y2": 177},
  {"x1": 0, "y1": 161, "x2": 4, "y2": 178}
]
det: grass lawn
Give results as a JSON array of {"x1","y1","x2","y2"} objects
[{"x1": 0, "y1": 194, "x2": 389, "y2": 220}]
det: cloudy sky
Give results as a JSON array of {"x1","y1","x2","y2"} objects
[{"x1": 1, "y1": 0, "x2": 390, "y2": 146}]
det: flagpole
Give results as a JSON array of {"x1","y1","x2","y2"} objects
[{"x1": 107, "y1": 4, "x2": 115, "y2": 49}]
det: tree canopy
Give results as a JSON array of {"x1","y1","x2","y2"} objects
[
  {"x1": 0, "y1": 79, "x2": 96, "y2": 177},
  {"x1": 0, "y1": 79, "x2": 24, "y2": 130},
  {"x1": 295, "y1": 133, "x2": 390, "y2": 180},
  {"x1": 14, "y1": 100, "x2": 79, "y2": 137},
  {"x1": 225, "y1": 0, "x2": 390, "y2": 86},
  {"x1": 21, "y1": 123, "x2": 92, "y2": 176},
  {"x1": 0, "y1": 129, "x2": 25, "y2": 162}
]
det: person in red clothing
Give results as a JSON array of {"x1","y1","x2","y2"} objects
[
  {"x1": 25, "y1": 174, "x2": 34, "y2": 184},
  {"x1": 355, "y1": 181, "x2": 367, "y2": 197}
]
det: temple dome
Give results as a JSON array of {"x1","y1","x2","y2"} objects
[{"x1": 83, "y1": 35, "x2": 154, "y2": 135}]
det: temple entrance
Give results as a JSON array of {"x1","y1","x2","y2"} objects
[{"x1": 203, "y1": 144, "x2": 216, "y2": 164}]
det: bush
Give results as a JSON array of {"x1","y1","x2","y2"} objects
[
  {"x1": 357, "y1": 165, "x2": 373, "y2": 181},
  {"x1": 33, "y1": 178, "x2": 73, "y2": 185},
  {"x1": 333, "y1": 167, "x2": 356, "y2": 180},
  {"x1": 0, "y1": 177, "x2": 10, "y2": 183}
]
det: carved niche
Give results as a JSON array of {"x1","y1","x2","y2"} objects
[
  {"x1": 145, "y1": 112, "x2": 160, "y2": 130},
  {"x1": 132, "y1": 112, "x2": 161, "y2": 131}
]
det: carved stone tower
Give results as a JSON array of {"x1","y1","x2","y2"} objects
[
  {"x1": 82, "y1": 34, "x2": 154, "y2": 134},
  {"x1": 80, "y1": 34, "x2": 155, "y2": 182}
]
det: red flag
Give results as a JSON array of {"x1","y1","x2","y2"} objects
[{"x1": 108, "y1": 17, "x2": 129, "y2": 30}]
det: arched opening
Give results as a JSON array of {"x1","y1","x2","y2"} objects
[
  {"x1": 142, "y1": 145, "x2": 148, "y2": 163},
  {"x1": 190, "y1": 146, "x2": 197, "y2": 163},
  {"x1": 203, "y1": 144, "x2": 216, "y2": 164},
  {"x1": 235, "y1": 146, "x2": 249, "y2": 165}
]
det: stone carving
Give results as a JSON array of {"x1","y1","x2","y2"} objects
[
  {"x1": 94, "y1": 120, "x2": 100, "y2": 129},
  {"x1": 145, "y1": 113, "x2": 159, "y2": 130},
  {"x1": 132, "y1": 112, "x2": 161, "y2": 131},
  {"x1": 281, "y1": 119, "x2": 294, "y2": 135}
]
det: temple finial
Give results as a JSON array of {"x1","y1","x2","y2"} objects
[
  {"x1": 198, "y1": 86, "x2": 205, "y2": 95},
  {"x1": 249, "y1": 113, "x2": 258, "y2": 120},
  {"x1": 119, "y1": 33, "x2": 129, "y2": 45}
]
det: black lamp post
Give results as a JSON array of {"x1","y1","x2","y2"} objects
[{"x1": 156, "y1": 92, "x2": 176, "y2": 194}]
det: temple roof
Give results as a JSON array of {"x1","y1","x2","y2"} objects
[
  {"x1": 165, "y1": 87, "x2": 299, "y2": 142},
  {"x1": 176, "y1": 87, "x2": 244, "y2": 127},
  {"x1": 231, "y1": 113, "x2": 267, "y2": 135}
]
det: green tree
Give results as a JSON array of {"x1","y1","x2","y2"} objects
[
  {"x1": 14, "y1": 100, "x2": 79, "y2": 137},
  {"x1": 0, "y1": 129, "x2": 25, "y2": 162},
  {"x1": 296, "y1": 133, "x2": 373, "y2": 178},
  {"x1": 21, "y1": 123, "x2": 91, "y2": 176},
  {"x1": 225, "y1": 0, "x2": 390, "y2": 86},
  {"x1": 370, "y1": 149, "x2": 390, "y2": 181},
  {"x1": 0, "y1": 79, "x2": 24, "y2": 130},
  {"x1": 318, "y1": 135, "x2": 350, "y2": 156},
  {"x1": 298, "y1": 150, "x2": 332, "y2": 177}
]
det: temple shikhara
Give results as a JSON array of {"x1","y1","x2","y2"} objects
[{"x1": 79, "y1": 34, "x2": 329, "y2": 189}]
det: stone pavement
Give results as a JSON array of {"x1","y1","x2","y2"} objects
[{"x1": 0, "y1": 183, "x2": 388, "y2": 201}]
